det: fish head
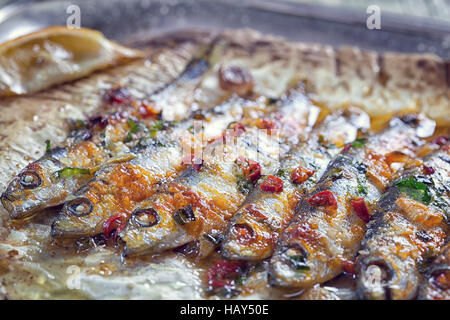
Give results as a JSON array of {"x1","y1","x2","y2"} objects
[
  {"x1": 1, "y1": 151, "x2": 68, "y2": 219},
  {"x1": 120, "y1": 195, "x2": 184, "y2": 257},
  {"x1": 222, "y1": 215, "x2": 274, "y2": 261},
  {"x1": 269, "y1": 241, "x2": 319, "y2": 288},
  {"x1": 357, "y1": 255, "x2": 415, "y2": 300},
  {"x1": 51, "y1": 181, "x2": 114, "y2": 238}
]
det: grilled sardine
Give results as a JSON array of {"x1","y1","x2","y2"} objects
[
  {"x1": 1, "y1": 44, "x2": 215, "y2": 220},
  {"x1": 356, "y1": 147, "x2": 449, "y2": 300},
  {"x1": 221, "y1": 107, "x2": 370, "y2": 261},
  {"x1": 418, "y1": 242, "x2": 450, "y2": 300},
  {"x1": 269, "y1": 114, "x2": 435, "y2": 288},
  {"x1": 119, "y1": 86, "x2": 321, "y2": 257}
]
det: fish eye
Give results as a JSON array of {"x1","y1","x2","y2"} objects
[
  {"x1": 231, "y1": 223, "x2": 254, "y2": 244},
  {"x1": 67, "y1": 198, "x2": 93, "y2": 217},
  {"x1": 133, "y1": 208, "x2": 159, "y2": 227},
  {"x1": 19, "y1": 171, "x2": 42, "y2": 189},
  {"x1": 365, "y1": 260, "x2": 392, "y2": 283},
  {"x1": 282, "y1": 244, "x2": 309, "y2": 271}
]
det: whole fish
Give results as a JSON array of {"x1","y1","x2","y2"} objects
[
  {"x1": 356, "y1": 147, "x2": 449, "y2": 300},
  {"x1": 51, "y1": 95, "x2": 266, "y2": 238},
  {"x1": 1, "y1": 37, "x2": 218, "y2": 220},
  {"x1": 269, "y1": 114, "x2": 434, "y2": 288},
  {"x1": 221, "y1": 107, "x2": 370, "y2": 261},
  {"x1": 418, "y1": 242, "x2": 450, "y2": 300},
  {"x1": 119, "y1": 86, "x2": 322, "y2": 257},
  {"x1": 50, "y1": 36, "x2": 312, "y2": 240}
]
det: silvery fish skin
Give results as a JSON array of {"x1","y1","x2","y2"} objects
[
  {"x1": 221, "y1": 107, "x2": 370, "y2": 261},
  {"x1": 269, "y1": 114, "x2": 433, "y2": 288},
  {"x1": 50, "y1": 30, "x2": 306, "y2": 238},
  {"x1": 51, "y1": 96, "x2": 262, "y2": 238},
  {"x1": 1, "y1": 35, "x2": 214, "y2": 220},
  {"x1": 356, "y1": 148, "x2": 449, "y2": 300},
  {"x1": 119, "y1": 87, "x2": 322, "y2": 257},
  {"x1": 418, "y1": 242, "x2": 450, "y2": 300}
]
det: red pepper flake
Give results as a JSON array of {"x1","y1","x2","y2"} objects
[
  {"x1": 103, "y1": 214, "x2": 127, "y2": 240},
  {"x1": 291, "y1": 166, "x2": 315, "y2": 184},
  {"x1": 104, "y1": 87, "x2": 132, "y2": 105},
  {"x1": 432, "y1": 135, "x2": 449, "y2": 147},
  {"x1": 340, "y1": 144, "x2": 352, "y2": 154},
  {"x1": 423, "y1": 164, "x2": 435, "y2": 175},
  {"x1": 231, "y1": 122, "x2": 246, "y2": 137},
  {"x1": 350, "y1": 198, "x2": 370, "y2": 223},
  {"x1": 236, "y1": 156, "x2": 261, "y2": 182},
  {"x1": 221, "y1": 122, "x2": 246, "y2": 144},
  {"x1": 260, "y1": 175, "x2": 284, "y2": 193},
  {"x1": 258, "y1": 118, "x2": 278, "y2": 131},
  {"x1": 342, "y1": 260, "x2": 356, "y2": 275},
  {"x1": 138, "y1": 102, "x2": 159, "y2": 119},
  {"x1": 206, "y1": 260, "x2": 246, "y2": 290},
  {"x1": 307, "y1": 190, "x2": 337, "y2": 208}
]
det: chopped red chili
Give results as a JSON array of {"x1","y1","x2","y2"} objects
[
  {"x1": 206, "y1": 260, "x2": 246, "y2": 289},
  {"x1": 340, "y1": 144, "x2": 352, "y2": 154},
  {"x1": 423, "y1": 164, "x2": 435, "y2": 175},
  {"x1": 104, "y1": 87, "x2": 132, "y2": 105},
  {"x1": 138, "y1": 102, "x2": 159, "y2": 118},
  {"x1": 432, "y1": 135, "x2": 449, "y2": 147},
  {"x1": 307, "y1": 190, "x2": 337, "y2": 208},
  {"x1": 342, "y1": 260, "x2": 356, "y2": 275},
  {"x1": 291, "y1": 166, "x2": 315, "y2": 184},
  {"x1": 258, "y1": 118, "x2": 278, "y2": 130},
  {"x1": 350, "y1": 198, "x2": 370, "y2": 223},
  {"x1": 221, "y1": 122, "x2": 246, "y2": 144},
  {"x1": 236, "y1": 156, "x2": 261, "y2": 182},
  {"x1": 103, "y1": 214, "x2": 127, "y2": 240},
  {"x1": 231, "y1": 122, "x2": 246, "y2": 137},
  {"x1": 260, "y1": 175, "x2": 284, "y2": 193}
]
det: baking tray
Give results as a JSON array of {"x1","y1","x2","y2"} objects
[{"x1": 0, "y1": 0, "x2": 449, "y2": 59}]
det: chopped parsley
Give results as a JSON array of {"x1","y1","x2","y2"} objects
[
  {"x1": 55, "y1": 167, "x2": 90, "y2": 179},
  {"x1": 357, "y1": 184, "x2": 368, "y2": 195},
  {"x1": 395, "y1": 176, "x2": 431, "y2": 205},
  {"x1": 351, "y1": 138, "x2": 367, "y2": 148},
  {"x1": 45, "y1": 140, "x2": 51, "y2": 153},
  {"x1": 236, "y1": 174, "x2": 253, "y2": 194},
  {"x1": 276, "y1": 168, "x2": 289, "y2": 179}
]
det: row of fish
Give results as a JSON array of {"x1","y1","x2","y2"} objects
[{"x1": 1, "y1": 34, "x2": 449, "y2": 299}]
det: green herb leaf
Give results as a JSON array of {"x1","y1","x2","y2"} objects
[
  {"x1": 357, "y1": 183, "x2": 368, "y2": 195},
  {"x1": 45, "y1": 140, "x2": 51, "y2": 153},
  {"x1": 395, "y1": 176, "x2": 431, "y2": 204},
  {"x1": 55, "y1": 167, "x2": 90, "y2": 179},
  {"x1": 351, "y1": 138, "x2": 367, "y2": 148},
  {"x1": 276, "y1": 168, "x2": 289, "y2": 179},
  {"x1": 128, "y1": 118, "x2": 141, "y2": 133},
  {"x1": 236, "y1": 174, "x2": 253, "y2": 194}
]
